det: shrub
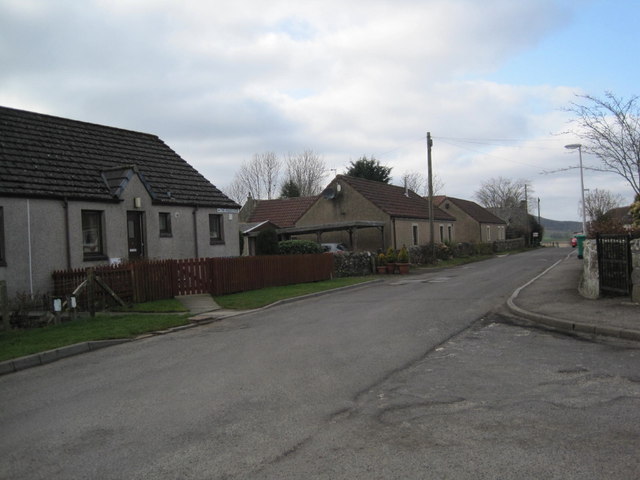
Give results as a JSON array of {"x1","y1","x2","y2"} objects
[
  {"x1": 256, "y1": 229, "x2": 280, "y2": 255},
  {"x1": 9, "y1": 291, "x2": 54, "y2": 329},
  {"x1": 408, "y1": 243, "x2": 452, "y2": 265},
  {"x1": 278, "y1": 240, "x2": 324, "y2": 255},
  {"x1": 385, "y1": 247, "x2": 397, "y2": 263},
  {"x1": 397, "y1": 245, "x2": 409, "y2": 263},
  {"x1": 377, "y1": 252, "x2": 387, "y2": 266}
]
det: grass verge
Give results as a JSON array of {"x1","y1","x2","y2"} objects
[
  {"x1": 115, "y1": 298, "x2": 189, "y2": 313},
  {"x1": 214, "y1": 276, "x2": 373, "y2": 310},
  {"x1": 0, "y1": 314, "x2": 190, "y2": 362}
]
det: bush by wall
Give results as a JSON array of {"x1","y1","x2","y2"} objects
[
  {"x1": 278, "y1": 240, "x2": 324, "y2": 255},
  {"x1": 450, "y1": 242, "x2": 494, "y2": 257},
  {"x1": 256, "y1": 229, "x2": 280, "y2": 255},
  {"x1": 408, "y1": 239, "x2": 525, "y2": 265},
  {"x1": 408, "y1": 243, "x2": 453, "y2": 265}
]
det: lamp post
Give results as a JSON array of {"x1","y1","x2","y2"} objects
[{"x1": 564, "y1": 143, "x2": 587, "y2": 236}]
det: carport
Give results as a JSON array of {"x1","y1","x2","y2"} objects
[{"x1": 276, "y1": 221, "x2": 386, "y2": 251}]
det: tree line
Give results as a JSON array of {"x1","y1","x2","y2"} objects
[
  {"x1": 225, "y1": 153, "x2": 444, "y2": 204},
  {"x1": 225, "y1": 91, "x2": 640, "y2": 232}
]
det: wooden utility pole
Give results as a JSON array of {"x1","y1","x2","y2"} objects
[{"x1": 427, "y1": 132, "x2": 435, "y2": 257}]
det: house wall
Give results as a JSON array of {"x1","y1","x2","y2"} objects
[
  {"x1": 0, "y1": 197, "x2": 68, "y2": 299},
  {"x1": 295, "y1": 180, "x2": 457, "y2": 251},
  {"x1": 393, "y1": 218, "x2": 454, "y2": 248},
  {"x1": 440, "y1": 202, "x2": 480, "y2": 243},
  {"x1": 296, "y1": 181, "x2": 390, "y2": 251},
  {"x1": 0, "y1": 175, "x2": 239, "y2": 298}
]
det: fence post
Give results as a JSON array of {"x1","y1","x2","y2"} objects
[
  {"x1": 87, "y1": 268, "x2": 96, "y2": 317},
  {"x1": 0, "y1": 280, "x2": 9, "y2": 331}
]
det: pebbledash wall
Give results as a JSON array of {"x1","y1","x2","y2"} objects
[{"x1": 579, "y1": 239, "x2": 640, "y2": 302}]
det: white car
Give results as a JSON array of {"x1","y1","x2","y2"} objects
[{"x1": 321, "y1": 243, "x2": 349, "y2": 253}]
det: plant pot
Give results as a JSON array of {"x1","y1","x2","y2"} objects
[
  {"x1": 396, "y1": 263, "x2": 410, "y2": 274},
  {"x1": 386, "y1": 263, "x2": 397, "y2": 274},
  {"x1": 376, "y1": 266, "x2": 387, "y2": 274}
]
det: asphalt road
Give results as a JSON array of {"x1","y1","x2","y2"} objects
[{"x1": 2, "y1": 248, "x2": 638, "y2": 479}]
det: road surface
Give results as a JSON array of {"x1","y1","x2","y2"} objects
[{"x1": 1, "y1": 248, "x2": 638, "y2": 479}]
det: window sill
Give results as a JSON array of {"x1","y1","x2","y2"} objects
[
  {"x1": 209, "y1": 239, "x2": 225, "y2": 245},
  {"x1": 160, "y1": 233, "x2": 173, "y2": 238}
]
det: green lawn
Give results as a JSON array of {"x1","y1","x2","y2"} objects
[
  {"x1": 0, "y1": 313, "x2": 190, "y2": 362},
  {"x1": 116, "y1": 298, "x2": 188, "y2": 313},
  {"x1": 214, "y1": 276, "x2": 374, "y2": 310}
]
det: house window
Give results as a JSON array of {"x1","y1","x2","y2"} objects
[
  {"x1": 82, "y1": 210, "x2": 105, "y2": 260},
  {"x1": 447, "y1": 225, "x2": 453, "y2": 243},
  {"x1": 412, "y1": 225, "x2": 419, "y2": 246},
  {"x1": 209, "y1": 214, "x2": 224, "y2": 244},
  {"x1": 0, "y1": 207, "x2": 5, "y2": 266},
  {"x1": 439, "y1": 225, "x2": 444, "y2": 243},
  {"x1": 159, "y1": 212, "x2": 172, "y2": 237},
  {"x1": 486, "y1": 225, "x2": 491, "y2": 242}
]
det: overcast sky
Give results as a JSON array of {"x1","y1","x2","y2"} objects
[{"x1": 2, "y1": 0, "x2": 638, "y2": 221}]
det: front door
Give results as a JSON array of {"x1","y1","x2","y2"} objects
[{"x1": 127, "y1": 211, "x2": 145, "y2": 260}]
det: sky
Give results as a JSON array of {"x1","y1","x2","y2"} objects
[{"x1": 1, "y1": 0, "x2": 639, "y2": 221}]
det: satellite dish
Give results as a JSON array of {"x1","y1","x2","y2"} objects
[{"x1": 322, "y1": 187, "x2": 336, "y2": 200}]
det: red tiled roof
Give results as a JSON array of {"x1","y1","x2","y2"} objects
[
  {"x1": 338, "y1": 175, "x2": 454, "y2": 221},
  {"x1": 435, "y1": 196, "x2": 506, "y2": 224},
  {"x1": 247, "y1": 196, "x2": 318, "y2": 228},
  {"x1": 606, "y1": 206, "x2": 633, "y2": 224}
]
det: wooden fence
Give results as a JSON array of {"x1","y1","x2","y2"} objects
[{"x1": 52, "y1": 254, "x2": 334, "y2": 307}]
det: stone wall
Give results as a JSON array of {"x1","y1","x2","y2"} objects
[
  {"x1": 333, "y1": 252, "x2": 375, "y2": 277},
  {"x1": 579, "y1": 240, "x2": 599, "y2": 299},
  {"x1": 579, "y1": 238, "x2": 640, "y2": 301}
]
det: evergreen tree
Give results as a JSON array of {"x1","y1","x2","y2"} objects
[
  {"x1": 280, "y1": 179, "x2": 301, "y2": 198},
  {"x1": 345, "y1": 156, "x2": 392, "y2": 183}
]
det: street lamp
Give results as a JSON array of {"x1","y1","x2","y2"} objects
[{"x1": 564, "y1": 143, "x2": 587, "y2": 236}]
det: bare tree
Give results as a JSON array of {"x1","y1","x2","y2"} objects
[
  {"x1": 399, "y1": 171, "x2": 444, "y2": 196},
  {"x1": 474, "y1": 177, "x2": 533, "y2": 209},
  {"x1": 580, "y1": 188, "x2": 623, "y2": 222},
  {"x1": 223, "y1": 177, "x2": 249, "y2": 205},
  {"x1": 227, "y1": 151, "x2": 281, "y2": 202},
  {"x1": 566, "y1": 92, "x2": 640, "y2": 196},
  {"x1": 283, "y1": 150, "x2": 327, "y2": 196}
]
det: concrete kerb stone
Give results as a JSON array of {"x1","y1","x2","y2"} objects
[
  {"x1": 507, "y1": 253, "x2": 640, "y2": 342},
  {"x1": 0, "y1": 339, "x2": 132, "y2": 375}
]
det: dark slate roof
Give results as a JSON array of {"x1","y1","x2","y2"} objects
[
  {"x1": 0, "y1": 106, "x2": 239, "y2": 208},
  {"x1": 435, "y1": 196, "x2": 506, "y2": 224},
  {"x1": 247, "y1": 196, "x2": 318, "y2": 228},
  {"x1": 337, "y1": 175, "x2": 454, "y2": 221}
]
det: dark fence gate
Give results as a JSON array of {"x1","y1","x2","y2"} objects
[{"x1": 596, "y1": 234, "x2": 632, "y2": 296}]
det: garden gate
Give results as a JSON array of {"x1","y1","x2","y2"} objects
[{"x1": 596, "y1": 234, "x2": 632, "y2": 296}]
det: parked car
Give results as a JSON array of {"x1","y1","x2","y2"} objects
[{"x1": 321, "y1": 243, "x2": 349, "y2": 253}]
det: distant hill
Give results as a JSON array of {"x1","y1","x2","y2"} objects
[{"x1": 540, "y1": 217, "x2": 582, "y2": 243}]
